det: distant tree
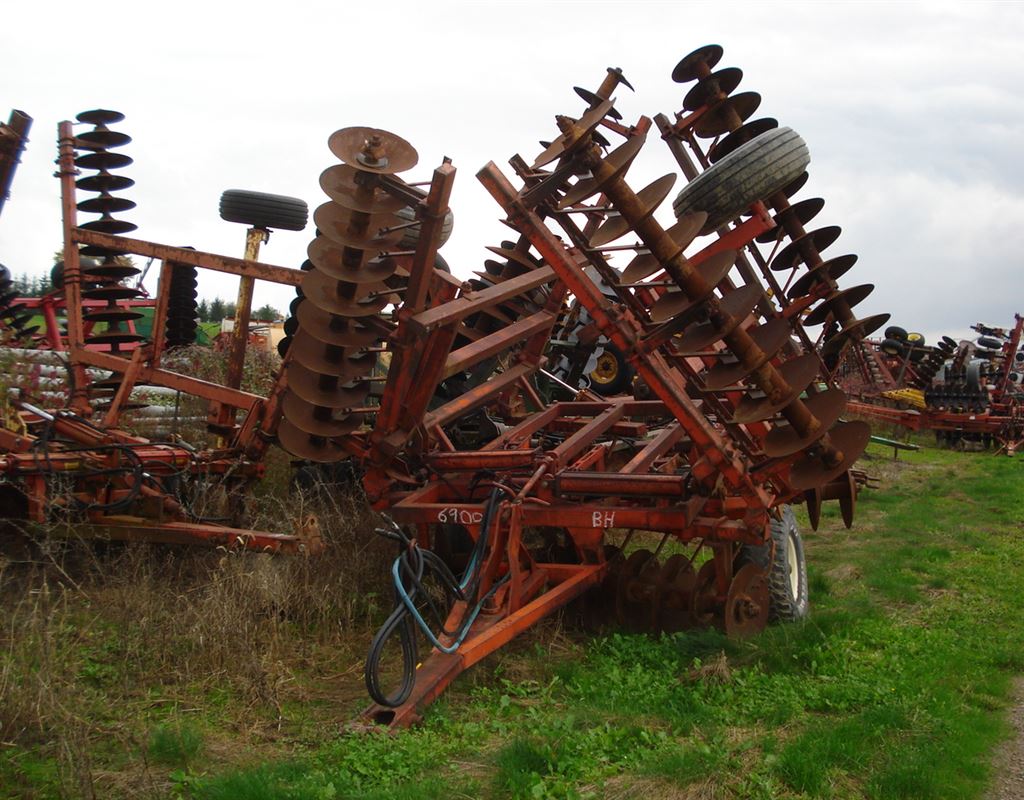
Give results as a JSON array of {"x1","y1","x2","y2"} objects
[
  {"x1": 224, "y1": 302, "x2": 237, "y2": 319},
  {"x1": 253, "y1": 304, "x2": 279, "y2": 321},
  {"x1": 209, "y1": 298, "x2": 226, "y2": 321},
  {"x1": 197, "y1": 299, "x2": 210, "y2": 322}
]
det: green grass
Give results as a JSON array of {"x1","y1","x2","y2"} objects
[
  {"x1": 4, "y1": 444, "x2": 1024, "y2": 799},
  {"x1": 149, "y1": 722, "x2": 205, "y2": 766}
]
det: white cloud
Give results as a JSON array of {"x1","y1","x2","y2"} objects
[{"x1": 0, "y1": 0, "x2": 1021, "y2": 336}]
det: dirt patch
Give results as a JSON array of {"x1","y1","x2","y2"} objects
[{"x1": 988, "y1": 678, "x2": 1024, "y2": 800}]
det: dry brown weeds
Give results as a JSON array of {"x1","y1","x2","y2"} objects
[{"x1": 0, "y1": 479, "x2": 392, "y2": 796}]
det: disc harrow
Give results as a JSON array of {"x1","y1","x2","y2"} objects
[
  {"x1": 350, "y1": 47, "x2": 876, "y2": 728},
  {"x1": 844, "y1": 316, "x2": 1023, "y2": 453}
]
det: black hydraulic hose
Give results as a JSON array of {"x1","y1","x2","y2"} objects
[{"x1": 364, "y1": 487, "x2": 504, "y2": 708}]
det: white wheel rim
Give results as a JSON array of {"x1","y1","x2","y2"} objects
[{"x1": 786, "y1": 531, "x2": 799, "y2": 597}]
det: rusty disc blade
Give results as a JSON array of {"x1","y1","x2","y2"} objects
[
  {"x1": 74, "y1": 151, "x2": 132, "y2": 170},
  {"x1": 482, "y1": 260, "x2": 513, "y2": 278},
  {"x1": 789, "y1": 421, "x2": 871, "y2": 491},
  {"x1": 804, "y1": 283, "x2": 875, "y2": 327},
  {"x1": 693, "y1": 92, "x2": 761, "y2": 138},
  {"x1": 654, "y1": 556, "x2": 696, "y2": 633},
  {"x1": 288, "y1": 364, "x2": 371, "y2": 408},
  {"x1": 755, "y1": 197, "x2": 825, "y2": 243},
  {"x1": 804, "y1": 487, "x2": 823, "y2": 530},
  {"x1": 691, "y1": 559, "x2": 720, "y2": 626},
  {"x1": 282, "y1": 393, "x2": 364, "y2": 437},
  {"x1": 615, "y1": 549, "x2": 658, "y2": 632},
  {"x1": 677, "y1": 282, "x2": 763, "y2": 352},
  {"x1": 77, "y1": 173, "x2": 134, "y2": 192},
  {"x1": 820, "y1": 313, "x2": 891, "y2": 356},
  {"x1": 621, "y1": 212, "x2": 706, "y2": 283},
  {"x1": 85, "y1": 331, "x2": 146, "y2": 346},
  {"x1": 83, "y1": 309, "x2": 145, "y2": 324},
  {"x1": 328, "y1": 127, "x2": 418, "y2": 175},
  {"x1": 821, "y1": 469, "x2": 858, "y2": 529},
  {"x1": 76, "y1": 109, "x2": 125, "y2": 125},
  {"x1": 559, "y1": 135, "x2": 646, "y2": 208},
  {"x1": 650, "y1": 250, "x2": 735, "y2": 323},
  {"x1": 79, "y1": 218, "x2": 138, "y2": 235},
  {"x1": 76, "y1": 129, "x2": 132, "y2": 149},
  {"x1": 703, "y1": 317, "x2": 793, "y2": 391},
  {"x1": 573, "y1": 86, "x2": 623, "y2": 120},
  {"x1": 313, "y1": 202, "x2": 402, "y2": 250},
  {"x1": 590, "y1": 173, "x2": 677, "y2": 248},
  {"x1": 77, "y1": 196, "x2": 137, "y2": 214},
  {"x1": 672, "y1": 44, "x2": 723, "y2": 83},
  {"x1": 319, "y1": 164, "x2": 407, "y2": 214},
  {"x1": 787, "y1": 254, "x2": 858, "y2": 300},
  {"x1": 684, "y1": 67, "x2": 743, "y2": 111},
  {"x1": 779, "y1": 171, "x2": 809, "y2": 199},
  {"x1": 725, "y1": 563, "x2": 770, "y2": 638},
  {"x1": 289, "y1": 331, "x2": 378, "y2": 378},
  {"x1": 82, "y1": 286, "x2": 143, "y2": 301},
  {"x1": 731, "y1": 353, "x2": 822, "y2": 424},
  {"x1": 295, "y1": 301, "x2": 381, "y2": 346},
  {"x1": 708, "y1": 117, "x2": 778, "y2": 164},
  {"x1": 838, "y1": 471, "x2": 857, "y2": 529},
  {"x1": 484, "y1": 246, "x2": 541, "y2": 273},
  {"x1": 301, "y1": 269, "x2": 388, "y2": 317},
  {"x1": 83, "y1": 264, "x2": 141, "y2": 280},
  {"x1": 763, "y1": 388, "x2": 847, "y2": 458},
  {"x1": 532, "y1": 98, "x2": 615, "y2": 169},
  {"x1": 770, "y1": 225, "x2": 842, "y2": 272},
  {"x1": 307, "y1": 236, "x2": 399, "y2": 283},
  {"x1": 276, "y1": 419, "x2": 347, "y2": 462}
]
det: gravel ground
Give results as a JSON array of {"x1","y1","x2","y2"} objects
[{"x1": 989, "y1": 679, "x2": 1024, "y2": 800}]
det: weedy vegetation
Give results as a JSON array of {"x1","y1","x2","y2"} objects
[{"x1": 1, "y1": 442, "x2": 1022, "y2": 799}]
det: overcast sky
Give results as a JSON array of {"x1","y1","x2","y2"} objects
[{"x1": 2, "y1": 0, "x2": 1022, "y2": 344}]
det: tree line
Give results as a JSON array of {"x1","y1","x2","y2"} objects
[
  {"x1": 8, "y1": 272, "x2": 54, "y2": 297},
  {"x1": 8, "y1": 266, "x2": 280, "y2": 323},
  {"x1": 199, "y1": 299, "x2": 280, "y2": 323}
]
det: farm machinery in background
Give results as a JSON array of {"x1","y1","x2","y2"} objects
[
  {"x1": 841, "y1": 317, "x2": 1024, "y2": 453},
  {"x1": 0, "y1": 44, "x2": 887, "y2": 726}
]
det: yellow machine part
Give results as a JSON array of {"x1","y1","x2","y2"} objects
[{"x1": 881, "y1": 388, "x2": 926, "y2": 410}]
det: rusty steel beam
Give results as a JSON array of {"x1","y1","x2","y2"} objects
[
  {"x1": 424, "y1": 363, "x2": 538, "y2": 430},
  {"x1": 57, "y1": 122, "x2": 92, "y2": 413},
  {"x1": 71, "y1": 346, "x2": 263, "y2": 410},
  {"x1": 409, "y1": 266, "x2": 555, "y2": 334},
  {"x1": 405, "y1": 163, "x2": 457, "y2": 314},
  {"x1": 443, "y1": 311, "x2": 557, "y2": 379},
  {"x1": 71, "y1": 229, "x2": 304, "y2": 286}
]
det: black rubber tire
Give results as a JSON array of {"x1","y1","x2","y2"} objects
[
  {"x1": 51, "y1": 257, "x2": 102, "y2": 290},
  {"x1": 672, "y1": 127, "x2": 810, "y2": 233},
  {"x1": 880, "y1": 337, "x2": 905, "y2": 356},
  {"x1": 977, "y1": 335, "x2": 1002, "y2": 350},
  {"x1": 588, "y1": 344, "x2": 634, "y2": 396},
  {"x1": 884, "y1": 325, "x2": 908, "y2": 342},
  {"x1": 219, "y1": 190, "x2": 308, "y2": 231},
  {"x1": 906, "y1": 332, "x2": 925, "y2": 347},
  {"x1": 395, "y1": 206, "x2": 454, "y2": 250},
  {"x1": 736, "y1": 505, "x2": 809, "y2": 622},
  {"x1": 966, "y1": 361, "x2": 983, "y2": 392}
]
